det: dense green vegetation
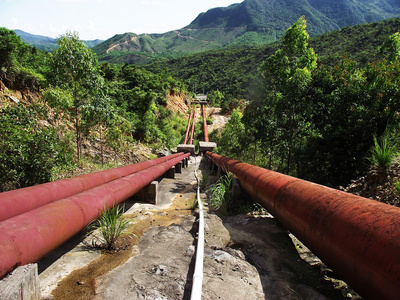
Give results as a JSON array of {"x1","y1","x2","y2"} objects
[
  {"x1": 0, "y1": 28, "x2": 189, "y2": 191},
  {"x1": 146, "y1": 17, "x2": 400, "y2": 112},
  {"x1": 2, "y1": 12, "x2": 400, "y2": 191},
  {"x1": 214, "y1": 17, "x2": 400, "y2": 187}
]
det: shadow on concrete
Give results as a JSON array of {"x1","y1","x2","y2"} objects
[
  {"x1": 182, "y1": 213, "x2": 199, "y2": 300},
  {"x1": 37, "y1": 230, "x2": 90, "y2": 274},
  {"x1": 222, "y1": 215, "x2": 348, "y2": 300}
]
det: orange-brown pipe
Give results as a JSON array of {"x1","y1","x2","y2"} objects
[
  {"x1": 206, "y1": 152, "x2": 400, "y2": 300},
  {"x1": 183, "y1": 111, "x2": 193, "y2": 145},
  {"x1": 0, "y1": 153, "x2": 190, "y2": 278},
  {"x1": 189, "y1": 105, "x2": 196, "y2": 145},
  {"x1": 202, "y1": 104, "x2": 208, "y2": 142},
  {"x1": 0, "y1": 153, "x2": 185, "y2": 222}
]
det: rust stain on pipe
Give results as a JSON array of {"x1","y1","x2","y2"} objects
[
  {"x1": 206, "y1": 152, "x2": 400, "y2": 300},
  {"x1": 0, "y1": 153, "x2": 190, "y2": 278},
  {"x1": 0, "y1": 153, "x2": 185, "y2": 222}
]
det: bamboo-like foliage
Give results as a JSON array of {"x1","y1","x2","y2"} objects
[
  {"x1": 206, "y1": 172, "x2": 233, "y2": 215},
  {"x1": 87, "y1": 203, "x2": 131, "y2": 250}
]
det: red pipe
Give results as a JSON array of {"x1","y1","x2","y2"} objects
[
  {"x1": 189, "y1": 105, "x2": 196, "y2": 145},
  {"x1": 0, "y1": 153, "x2": 185, "y2": 222},
  {"x1": 202, "y1": 104, "x2": 208, "y2": 142},
  {"x1": 0, "y1": 152, "x2": 190, "y2": 278},
  {"x1": 206, "y1": 152, "x2": 400, "y2": 300},
  {"x1": 183, "y1": 111, "x2": 193, "y2": 145}
]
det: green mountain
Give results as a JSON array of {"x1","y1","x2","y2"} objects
[
  {"x1": 93, "y1": 0, "x2": 400, "y2": 64},
  {"x1": 144, "y1": 17, "x2": 400, "y2": 99},
  {"x1": 15, "y1": 30, "x2": 103, "y2": 52}
]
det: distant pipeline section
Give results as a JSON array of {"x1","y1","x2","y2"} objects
[
  {"x1": 178, "y1": 100, "x2": 216, "y2": 155},
  {"x1": 206, "y1": 152, "x2": 400, "y2": 300}
]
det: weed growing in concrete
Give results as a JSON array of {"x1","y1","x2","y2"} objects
[
  {"x1": 206, "y1": 172, "x2": 233, "y2": 214},
  {"x1": 87, "y1": 203, "x2": 132, "y2": 250}
]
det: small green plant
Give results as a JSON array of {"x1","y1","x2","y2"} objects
[
  {"x1": 87, "y1": 203, "x2": 132, "y2": 250},
  {"x1": 393, "y1": 179, "x2": 400, "y2": 196},
  {"x1": 370, "y1": 134, "x2": 396, "y2": 169},
  {"x1": 200, "y1": 171, "x2": 209, "y2": 191},
  {"x1": 206, "y1": 172, "x2": 234, "y2": 214}
]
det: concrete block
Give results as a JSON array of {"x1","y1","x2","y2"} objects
[
  {"x1": 199, "y1": 141, "x2": 217, "y2": 154},
  {"x1": 177, "y1": 144, "x2": 195, "y2": 155},
  {"x1": 147, "y1": 181, "x2": 158, "y2": 205},
  {"x1": 184, "y1": 157, "x2": 189, "y2": 168},
  {"x1": 165, "y1": 166, "x2": 175, "y2": 179},
  {"x1": 0, "y1": 264, "x2": 40, "y2": 300},
  {"x1": 175, "y1": 161, "x2": 182, "y2": 173},
  {"x1": 230, "y1": 178, "x2": 242, "y2": 200},
  {"x1": 132, "y1": 181, "x2": 158, "y2": 204}
]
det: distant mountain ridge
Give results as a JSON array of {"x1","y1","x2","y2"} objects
[
  {"x1": 15, "y1": 0, "x2": 400, "y2": 63},
  {"x1": 15, "y1": 30, "x2": 103, "y2": 52},
  {"x1": 93, "y1": 0, "x2": 400, "y2": 64}
]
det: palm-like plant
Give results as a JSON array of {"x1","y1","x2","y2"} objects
[
  {"x1": 370, "y1": 134, "x2": 396, "y2": 169},
  {"x1": 87, "y1": 203, "x2": 131, "y2": 250}
]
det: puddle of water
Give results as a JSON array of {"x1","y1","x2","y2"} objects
[{"x1": 51, "y1": 193, "x2": 196, "y2": 299}]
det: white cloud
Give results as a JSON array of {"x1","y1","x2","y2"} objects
[
  {"x1": 10, "y1": 17, "x2": 18, "y2": 27},
  {"x1": 87, "y1": 21, "x2": 97, "y2": 32}
]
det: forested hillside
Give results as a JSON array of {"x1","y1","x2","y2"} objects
[
  {"x1": 92, "y1": 0, "x2": 400, "y2": 64},
  {"x1": 0, "y1": 28, "x2": 190, "y2": 192},
  {"x1": 1, "y1": 12, "x2": 400, "y2": 194},
  {"x1": 211, "y1": 16, "x2": 400, "y2": 189},
  {"x1": 146, "y1": 17, "x2": 400, "y2": 109},
  {"x1": 15, "y1": 29, "x2": 103, "y2": 52}
]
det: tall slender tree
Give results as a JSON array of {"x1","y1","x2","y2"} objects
[
  {"x1": 50, "y1": 31, "x2": 107, "y2": 161},
  {"x1": 256, "y1": 16, "x2": 317, "y2": 174}
]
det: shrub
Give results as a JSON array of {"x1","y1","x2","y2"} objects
[
  {"x1": 0, "y1": 104, "x2": 71, "y2": 191},
  {"x1": 206, "y1": 172, "x2": 233, "y2": 215},
  {"x1": 87, "y1": 203, "x2": 132, "y2": 250},
  {"x1": 370, "y1": 134, "x2": 396, "y2": 169},
  {"x1": 393, "y1": 179, "x2": 400, "y2": 196}
]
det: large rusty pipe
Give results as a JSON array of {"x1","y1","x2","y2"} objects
[
  {"x1": 206, "y1": 152, "x2": 400, "y2": 300},
  {"x1": 189, "y1": 105, "x2": 196, "y2": 145},
  {"x1": 202, "y1": 104, "x2": 208, "y2": 142},
  {"x1": 183, "y1": 111, "x2": 193, "y2": 145},
  {"x1": 0, "y1": 152, "x2": 190, "y2": 278},
  {"x1": 0, "y1": 153, "x2": 185, "y2": 222}
]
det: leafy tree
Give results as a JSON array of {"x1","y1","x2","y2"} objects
[
  {"x1": 217, "y1": 108, "x2": 245, "y2": 160},
  {"x1": 0, "y1": 104, "x2": 72, "y2": 191},
  {"x1": 0, "y1": 28, "x2": 21, "y2": 74},
  {"x1": 252, "y1": 16, "x2": 318, "y2": 174},
  {"x1": 378, "y1": 31, "x2": 400, "y2": 62},
  {"x1": 207, "y1": 90, "x2": 224, "y2": 107},
  {"x1": 0, "y1": 27, "x2": 46, "y2": 90},
  {"x1": 50, "y1": 31, "x2": 108, "y2": 160}
]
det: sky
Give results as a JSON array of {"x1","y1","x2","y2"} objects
[{"x1": 0, "y1": 0, "x2": 241, "y2": 40}]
